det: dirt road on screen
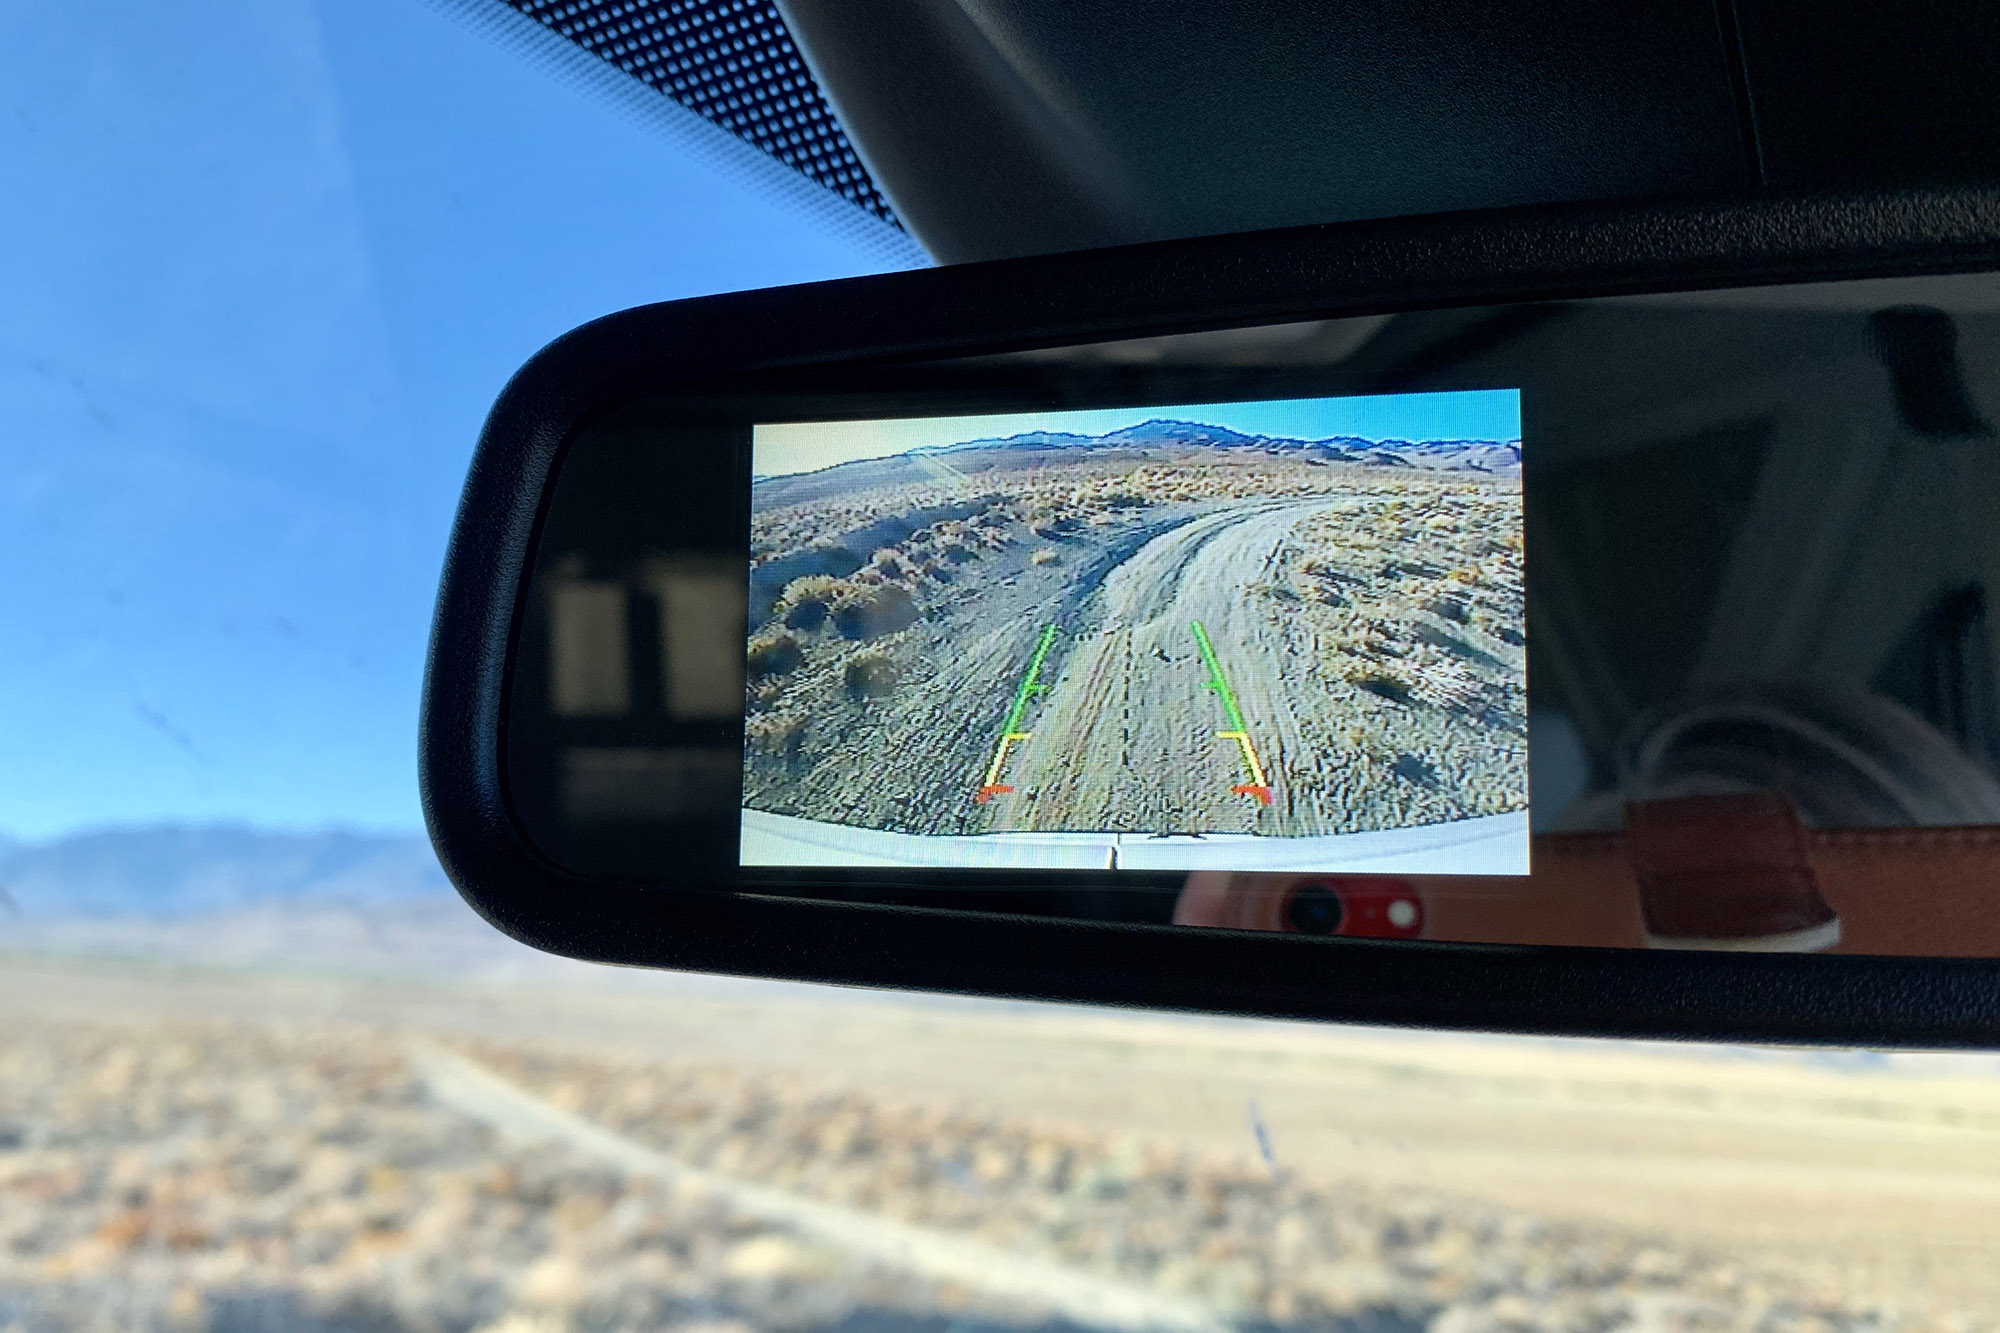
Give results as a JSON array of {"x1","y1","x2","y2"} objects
[{"x1": 999, "y1": 499, "x2": 1337, "y2": 837}]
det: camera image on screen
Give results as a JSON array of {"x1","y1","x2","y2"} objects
[{"x1": 740, "y1": 391, "x2": 1528, "y2": 873}]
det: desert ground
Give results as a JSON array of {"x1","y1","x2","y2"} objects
[
  {"x1": 743, "y1": 445, "x2": 1525, "y2": 840},
  {"x1": 8, "y1": 943, "x2": 2000, "y2": 1331}
]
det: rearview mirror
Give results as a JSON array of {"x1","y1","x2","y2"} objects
[{"x1": 423, "y1": 187, "x2": 2000, "y2": 1045}]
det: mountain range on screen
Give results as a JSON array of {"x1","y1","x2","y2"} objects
[{"x1": 909, "y1": 418, "x2": 1522, "y2": 472}]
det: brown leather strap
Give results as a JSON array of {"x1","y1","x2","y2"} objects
[
  {"x1": 1625, "y1": 792, "x2": 1840, "y2": 950},
  {"x1": 1418, "y1": 822, "x2": 2000, "y2": 954}
]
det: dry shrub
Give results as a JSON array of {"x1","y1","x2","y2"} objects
[
  {"x1": 777, "y1": 575, "x2": 842, "y2": 631},
  {"x1": 833, "y1": 583, "x2": 921, "y2": 639},
  {"x1": 1410, "y1": 660, "x2": 1486, "y2": 711},
  {"x1": 745, "y1": 630, "x2": 803, "y2": 677},
  {"x1": 1352, "y1": 671, "x2": 1413, "y2": 705},
  {"x1": 871, "y1": 547, "x2": 920, "y2": 581},
  {"x1": 746, "y1": 712, "x2": 807, "y2": 758},
  {"x1": 844, "y1": 650, "x2": 901, "y2": 700},
  {"x1": 1426, "y1": 594, "x2": 1471, "y2": 623}
]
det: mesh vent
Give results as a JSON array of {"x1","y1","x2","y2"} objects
[{"x1": 503, "y1": 0, "x2": 902, "y2": 231}]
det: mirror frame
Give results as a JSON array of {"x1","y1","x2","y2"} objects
[{"x1": 423, "y1": 184, "x2": 2000, "y2": 1046}]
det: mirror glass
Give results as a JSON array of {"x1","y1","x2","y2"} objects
[{"x1": 508, "y1": 271, "x2": 2000, "y2": 957}]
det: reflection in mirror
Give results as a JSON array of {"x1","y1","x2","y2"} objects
[{"x1": 507, "y1": 272, "x2": 2000, "y2": 959}]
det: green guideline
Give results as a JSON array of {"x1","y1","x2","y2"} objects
[
  {"x1": 1192, "y1": 618, "x2": 1271, "y2": 803},
  {"x1": 977, "y1": 624, "x2": 1059, "y2": 799}
]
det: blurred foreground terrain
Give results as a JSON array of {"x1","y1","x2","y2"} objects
[{"x1": 6, "y1": 844, "x2": 2000, "y2": 1331}]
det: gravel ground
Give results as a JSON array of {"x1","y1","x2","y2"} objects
[{"x1": 3, "y1": 1004, "x2": 1970, "y2": 1333}]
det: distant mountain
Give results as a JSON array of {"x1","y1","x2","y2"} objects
[
  {"x1": 911, "y1": 429, "x2": 1098, "y2": 454},
  {"x1": 1340, "y1": 438, "x2": 1523, "y2": 472},
  {"x1": 1099, "y1": 420, "x2": 1263, "y2": 449},
  {"x1": 0, "y1": 826, "x2": 453, "y2": 921},
  {"x1": 3, "y1": 896, "x2": 533, "y2": 975},
  {"x1": 855, "y1": 418, "x2": 1519, "y2": 472}
]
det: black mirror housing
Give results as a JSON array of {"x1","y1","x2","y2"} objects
[{"x1": 422, "y1": 185, "x2": 2000, "y2": 1046}]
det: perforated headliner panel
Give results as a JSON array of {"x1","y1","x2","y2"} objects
[{"x1": 500, "y1": 0, "x2": 902, "y2": 233}]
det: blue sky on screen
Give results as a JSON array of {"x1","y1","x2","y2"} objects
[
  {"x1": 0, "y1": 0, "x2": 889, "y2": 839},
  {"x1": 753, "y1": 390, "x2": 1522, "y2": 480}
]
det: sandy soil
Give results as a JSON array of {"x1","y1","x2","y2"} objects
[{"x1": 7, "y1": 954, "x2": 2000, "y2": 1329}]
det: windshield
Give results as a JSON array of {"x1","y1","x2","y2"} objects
[{"x1": 6, "y1": 4, "x2": 2000, "y2": 1332}]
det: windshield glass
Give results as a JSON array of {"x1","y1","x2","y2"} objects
[{"x1": 6, "y1": 4, "x2": 2000, "y2": 1332}]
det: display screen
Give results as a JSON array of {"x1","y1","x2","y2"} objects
[{"x1": 739, "y1": 391, "x2": 1529, "y2": 873}]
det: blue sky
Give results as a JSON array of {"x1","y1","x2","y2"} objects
[
  {"x1": 0, "y1": 0, "x2": 895, "y2": 840},
  {"x1": 754, "y1": 390, "x2": 1522, "y2": 479}
]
